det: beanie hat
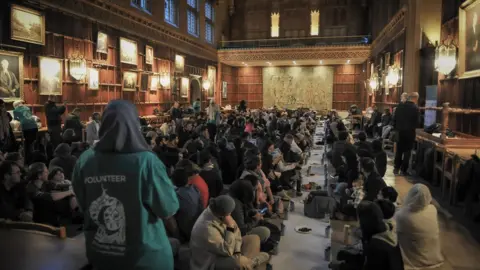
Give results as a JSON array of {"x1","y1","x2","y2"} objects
[{"x1": 209, "y1": 195, "x2": 235, "y2": 216}]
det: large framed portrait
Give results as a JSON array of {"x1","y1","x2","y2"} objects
[
  {"x1": 180, "y1": 77, "x2": 189, "y2": 98},
  {"x1": 97, "y1": 32, "x2": 108, "y2": 54},
  {"x1": 39, "y1": 57, "x2": 63, "y2": 96},
  {"x1": 145, "y1": 45, "x2": 154, "y2": 65},
  {"x1": 11, "y1": 5, "x2": 45, "y2": 45},
  {"x1": 222, "y1": 81, "x2": 227, "y2": 99},
  {"x1": 120, "y1": 38, "x2": 138, "y2": 66},
  {"x1": 140, "y1": 74, "x2": 148, "y2": 92},
  {"x1": 207, "y1": 66, "x2": 216, "y2": 98},
  {"x1": 122, "y1": 71, "x2": 137, "y2": 91},
  {"x1": 88, "y1": 68, "x2": 99, "y2": 90},
  {"x1": 175, "y1": 54, "x2": 185, "y2": 73},
  {"x1": 0, "y1": 50, "x2": 24, "y2": 101},
  {"x1": 150, "y1": 75, "x2": 159, "y2": 91},
  {"x1": 460, "y1": 0, "x2": 480, "y2": 78}
]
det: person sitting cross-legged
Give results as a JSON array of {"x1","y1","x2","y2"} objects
[{"x1": 190, "y1": 195, "x2": 270, "y2": 270}]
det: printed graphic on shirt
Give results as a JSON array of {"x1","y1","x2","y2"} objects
[{"x1": 89, "y1": 185, "x2": 126, "y2": 255}]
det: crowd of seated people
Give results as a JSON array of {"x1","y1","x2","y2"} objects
[{"x1": 323, "y1": 108, "x2": 444, "y2": 270}]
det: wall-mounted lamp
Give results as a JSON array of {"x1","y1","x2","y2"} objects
[
  {"x1": 159, "y1": 73, "x2": 170, "y2": 88},
  {"x1": 435, "y1": 40, "x2": 457, "y2": 76},
  {"x1": 368, "y1": 73, "x2": 379, "y2": 93},
  {"x1": 202, "y1": 79, "x2": 211, "y2": 91}
]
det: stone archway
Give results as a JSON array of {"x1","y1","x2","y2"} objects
[{"x1": 190, "y1": 78, "x2": 201, "y2": 106}]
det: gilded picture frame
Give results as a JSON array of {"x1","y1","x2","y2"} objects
[
  {"x1": 459, "y1": 0, "x2": 480, "y2": 78},
  {"x1": 97, "y1": 31, "x2": 108, "y2": 54},
  {"x1": 122, "y1": 71, "x2": 137, "y2": 91},
  {"x1": 39, "y1": 56, "x2": 63, "y2": 96},
  {"x1": 0, "y1": 50, "x2": 24, "y2": 101},
  {"x1": 11, "y1": 4, "x2": 45, "y2": 45},
  {"x1": 88, "y1": 68, "x2": 99, "y2": 90},
  {"x1": 120, "y1": 37, "x2": 138, "y2": 66},
  {"x1": 145, "y1": 45, "x2": 154, "y2": 65}
]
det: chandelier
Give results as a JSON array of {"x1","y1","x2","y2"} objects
[
  {"x1": 435, "y1": 40, "x2": 457, "y2": 76},
  {"x1": 202, "y1": 79, "x2": 211, "y2": 91},
  {"x1": 386, "y1": 66, "x2": 400, "y2": 86},
  {"x1": 368, "y1": 73, "x2": 379, "y2": 92},
  {"x1": 69, "y1": 57, "x2": 87, "y2": 81}
]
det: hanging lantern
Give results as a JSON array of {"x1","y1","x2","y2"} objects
[
  {"x1": 69, "y1": 58, "x2": 87, "y2": 81},
  {"x1": 435, "y1": 42, "x2": 457, "y2": 75},
  {"x1": 368, "y1": 73, "x2": 379, "y2": 92}
]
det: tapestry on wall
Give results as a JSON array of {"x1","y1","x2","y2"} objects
[{"x1": 263, "y1": 66, "x2": 334, "y2": 111}]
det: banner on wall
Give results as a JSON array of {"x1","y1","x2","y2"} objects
[{"x1": 424, "y1": 85, "x2": 438, "y2": 128}]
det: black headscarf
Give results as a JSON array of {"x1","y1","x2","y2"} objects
[
  {"x1": 95, "y1": 100, "x2": 150, "y2": 153},
  {"x1": 229, "y1": 179, "x2": 254, "y2": 205},
  {"x1": 357, "y1": 201, "x2": 387, "y2": 241}
]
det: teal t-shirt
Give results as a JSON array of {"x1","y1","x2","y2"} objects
[
  {"x1": 13, "y1": 105, "x2": 37, "y2": 130},
  {"x1": 72, "y1": 149, "x2": 179, "y2": 270}
]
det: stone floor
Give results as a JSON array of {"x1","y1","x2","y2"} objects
[{"x1": 271, "y1": 139, "x2": 480, "y2": 270}]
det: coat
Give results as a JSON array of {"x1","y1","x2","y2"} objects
[{"x1": 85, "y1": 121, "x2": 100, "y2": 145}]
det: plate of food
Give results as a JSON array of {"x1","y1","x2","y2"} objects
[{"x1": 294, "y1": 225, "x2": 312, "y2": 234}]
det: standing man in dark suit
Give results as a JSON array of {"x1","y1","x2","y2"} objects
[
  {"x1": 393, "y1": 92, "x2": 420, "y2": 175},
  {"x1": 44, "y1": 97, "x2": 66, "y2": 148},
  {"x1": 64, "y1": 108, "x2": 84, "y2": 142}
]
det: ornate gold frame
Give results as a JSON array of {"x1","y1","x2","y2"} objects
[
  {"x1": 459, "y1": 0, "x2": 480, "y2": 78},
  {"x1": 96, "y1": 31, "x2": 108, "y2": 54},
  {"x1": 11, "y1": 4, "x2": 45, "y2": 45},
  {"x1": 119, "y1": 37, "x2": 138, "y2": 66},
  {"x1": 0, "y1": 50, "x2": 24, "y2": 102},
  {"x1": 145, "y1": 45, "x2": 154, "y2": 65},
  {"x1": 122, "y1": 71, "x2": 137, "y2": 91}
]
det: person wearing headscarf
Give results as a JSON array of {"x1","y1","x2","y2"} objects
[
  {"x1": 357, "y1": 201, "x2": 404, "y2": 270},
  {"x1": 48, "y1": 143, "x2": 77, "y2": 180},
  {"x1": 72, "y1": 100, "x2": 179, "y2": 270},
  {"x1": 190, "y1": 195, "x2": 270, "y2": 270},
  {"x1": 395, "y1": 184, "x2": 444, "y2": 269}
]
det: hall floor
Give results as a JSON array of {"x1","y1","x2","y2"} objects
[{"x1": 271, "y1": 146, "x2": 480, "y2": 270}]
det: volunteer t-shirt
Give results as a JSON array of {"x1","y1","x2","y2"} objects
[{"x1": 72, "y1": 149, "x2": 179, "y2": 270}]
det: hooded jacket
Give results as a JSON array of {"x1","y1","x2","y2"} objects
[
  {"x1": 48, "y1": 143, "x2": 77, "y2": 180},
  {"x1": 364, "y1": 222, "x2": 404, "y2": 270}
]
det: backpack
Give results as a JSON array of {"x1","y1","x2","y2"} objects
[{"x1": 304, "y1": 190, "x2": 336, "y2": 219}]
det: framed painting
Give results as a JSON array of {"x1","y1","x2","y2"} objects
[
  {"x1": 120, "y1": 37, "x2": 137, "y2": 66},
  {"x1": 175, "y1": 54, "x2": 185, "y2": 72},
  {"x1": 207, "y1": 65, "x2": 216, "y2": 98},
  {"x1": 180, "y1": 77, "x2": 189, "y2": 98},
  {"x1": 222, "y1": 81, "x2": 227, "y2": 99},
  {"x1": 150, "y1": 75, "x2": 159, "y2": 91},
  {"x1": 88, "y1": 68, "x2": 99, "y2": 90},
  {"x1": 459, "y1": 0, "x2": 480, "y2": 78},
  {"x1": 394, "y1": 50, "x2": 404, "y2": 87},
  {"x1": 97, "y1": 32, "x2": 108, "y2": 54},
  {"x1": 11, "y1": 5, "x2": 45, "y2": 45},
  {"x1": 140, "y1": 73, "x2": 148, "y2": 92},
  {"x1": 122, "y1": 71, "x2": 137, "y2": 91},
  {"x1": 0, "y1": 50, "x2": 24, "y2": 101},
  {"x1": 145, "y1": 45, "x2": 154, "y2": 65},
  {"x1": 39, "y1": 57, "x2": 63, "y2": 96}
]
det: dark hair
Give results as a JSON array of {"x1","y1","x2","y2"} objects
[
  {"x1": 199, "y1": 125, "x2": 208, "y2": 132},
  {"x1": 357, "y1": 201, "x2": 386, "y2": 240},
  {"x1": 196, "y1": 98, "x2": 200, "y2": 101},
  {"x1": 357, "y1": 149, "x2": 373, "y2": 158},
  {"x1": 338, "y1": 131, "x2": 349, "y2": 141},
  {"x1": 242, "y1": 174, "x2": 259, "y2": 187},
  {"x1": 5, "y1": 152, "x2": 22, "y2": 162},
  {"x1": 171, "y1": 169, "x2": 189, "y2": 187},
  {"x1": 358, "y1": 132, "x2": 367, "y2": 142},
  {"x1": 168, "y1": 134, "x2": 178, "y2": 142},
  {"x1": 198, "y1": 149, "x2": 212, "y2": 167},
  {"x1": 380, "y1": 186, "x2": 398, "y2": 202},
  {"x1": 176, "y1": 159, "x2": 200, "y2": 177},
  {"x1": 375, "y1": 199, "x2": 396, "y2": 220},
  {"x1": 27, "y1": 162, "x2": 46, "y2": 181},
  {"x1": 229, "y1": 179, "x2": 254, "y2": 204},
  {"x1": 155, "y1": 135, "x2": 165, "y2": 146},
  {"x1": 337, "y1": 121, "x2": 346, "y2": 131},
  {"x1": 217, "y1": 138, "x2": 227, "y2": 149},
  {"x1": 244, "y1": 153, "x2": 260, "y2": 170},
  {"x1": 72, "y1": 108, "x2": 82, "y2": 113},
  {"x1": 48, "y1": 167, "x2": 64, "y2": 180},
  {"x1": 92, "y1": 112, "x2": 101, "y2": 118},
  {"x1": 262, "y1": 140, "x2": 274, "y2": 154},
  {"x1": 0, "y1": 161, "x2": 19, "y2": 179},
  {"x1": 372, "y1": 139, "x2": 383, "y2": 152},
  {"x1": 360, "y1": 157, "x2": 376, "y2": 173}
]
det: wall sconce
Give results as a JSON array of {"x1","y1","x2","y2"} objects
[
  {"x1": 202, "y1": 79, "x2": 211, "y2": 91},
  {"x1": 386, "y1": 66, "x2": 400, "y2": 87},
  {"x1": 159, "y1": 72, "x2": 170, "y2": 88},
  {"x1": 69, "y1": 58, "x2": 87, "y2": 81},
  {"x1": 435, "y1": 40, "x2": 457, "y2": 76},
  {"x1": 368, "y1": 73, "x2": 379, "y2": 92}
]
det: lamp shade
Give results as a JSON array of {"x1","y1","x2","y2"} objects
[{"x1": 202, "y1": 80, "x2": 211, "y2": 91}]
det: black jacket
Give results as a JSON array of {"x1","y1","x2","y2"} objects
[
  {"x1": 364, "y1": 225, "x2": 404, "y2": 270},
  {"x1": 373, "y1": 150, "x2": 387, "y2": 177},
  {"x1": 44, "y1": 101, "x2": 66, "y2": 128},
  {"x1": 64, "y1": 113, "x2": 83, "y2": 140},
  {"x1": 363, "y1": 172, "x2": 386, "y2": 201},
  {"x1": 393, "y1": 101, "x2": 419, "y2": 131}
]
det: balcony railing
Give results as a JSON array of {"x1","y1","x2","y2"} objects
[{"x1": 218, "y1": 35, "x2": 371, "y2": 50}]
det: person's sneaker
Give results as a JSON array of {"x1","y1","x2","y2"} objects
[
  {"x1": 393, "y1": 168, "x2": 400, "y2": 175},
  {"x1": 251, "y1": 252, "x2": 270, "y2": 268}
]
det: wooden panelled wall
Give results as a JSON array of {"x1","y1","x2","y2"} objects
[
  {"x1": 0, "y1": 2, "x2": 215, "y2": 123},
  {"x1": 220, "y1": 64, "x2": 365, "y2": 111},
  {"x1": 438, "y1": 18, "x2": 480, "y2": 136}
]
